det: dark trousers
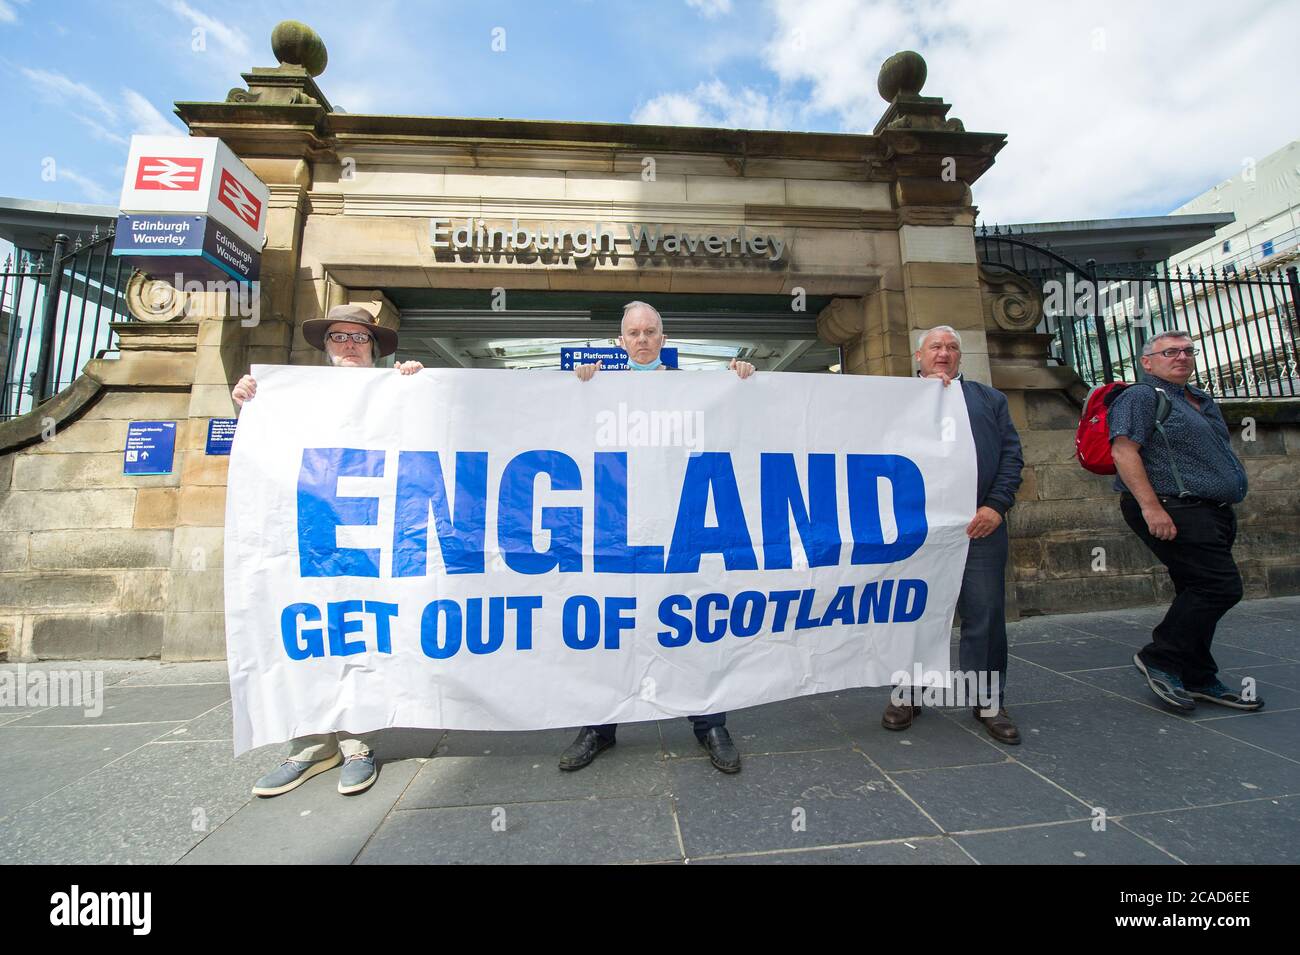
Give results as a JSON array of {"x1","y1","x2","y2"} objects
[
  {"x1": 956, "y1": 524, "x2": 1010, "y2": 710},
  {"x1": 590, "y1": 713, "x2": 725, "y2": 743},
  {"x1": 898, "y1": 525, "x2": 1009, "y2": 710},
  {"x1": 1120, "y1": 494, "x2": 1243, "y2": 686}
]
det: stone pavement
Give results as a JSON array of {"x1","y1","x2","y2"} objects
[{"x1": 2, "y1": 596, "x2": 1297, "y2": 865}]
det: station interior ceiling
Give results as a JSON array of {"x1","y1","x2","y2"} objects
[{"x1": 387, "y1": 289, "x2": 847, "y2": 374}]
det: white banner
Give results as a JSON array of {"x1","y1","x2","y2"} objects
[{"x1": 224, "y1": 365, "x2": 976, "y2": 754}]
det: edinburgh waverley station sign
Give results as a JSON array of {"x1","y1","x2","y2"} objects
[
  {"x1": 112, "y1": 135, "x2": 268, "y2": 283},
  {"x1": 430, "y1": 218, "x2": 787, "y2": 262}
]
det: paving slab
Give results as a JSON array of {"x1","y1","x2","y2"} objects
[
  {"x1": 1005, "y1": 618, "x2": 1097, "y2": 646},
  {"x1": 399, "y1": 740, "x2": 670, "y2": 809},
  {"x1": 843, "y1": 707, "x2": 1010, "y2": 772},
  {"x1": 1003, "y1": 698, "x2": 1300, "y2": 815},
  {"x1": 696, "y1": 836, "x2": 975, "y2": 865},
  {"x1": 1117, "y1": 797, "x2": 1300, "y2": 864},
  {"x1": 955, "y1": 819, "x2": 1180, "y2": 864},
  {"x1": 180, "y1": 757, "x2": 424, "y2": 864},
  {"x1": 670, "y1": 748, "x2": 940, "y2": 857},
  {"x1": 1011, "y1": 636, "x2": 1137, "y2": 673},
  {"x1": 0, "y1": 722, "x2": 182, "y2": 822},
  {"x1": 0, "y1": 739, "x2": 265, "y2": 864},
  {"x1": 893, "y1": 761, "x2": 1092, "y2": 832},
  {"x1": 1003, "y1": 659, "x2": 1110, "y2": 705},
  {"x1": 165, "y1": 700, "x2": 233, "y2": 742},
  {"x1": 1197, "y1": 708, "x2": 1300, "y2": 761},
  {"x1": 15, "y1": 682, "x2": 230, "y2": 727},
  {"x1": 356, "y1": 796, "x2": 681, "y2": 864},
  {"x1": 435, "y1": 721, "x2": 656, "y2": 759},
  {"x1": 116, "y1": 662, "x2": 233, "y2": 686}
]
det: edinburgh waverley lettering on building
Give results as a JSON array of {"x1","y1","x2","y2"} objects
[{"x1": 430, "y1": 218, "x2": 786, "y2": 262}]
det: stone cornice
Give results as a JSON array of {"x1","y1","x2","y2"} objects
[
  {"x1": 325, "y1": 114, "x2": 889, "y2": 165},
  {"x1": 307, "y1": 193, "x2": 898, "y2": 230}
]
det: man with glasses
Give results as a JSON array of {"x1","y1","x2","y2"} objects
[
  {"x1": 561, "y1": 301, "x2": 755, "y2": 774},
  {"x1": 231, "y1": 303, "x2": 424, "y2": 796},
  {"x1": 1108, "y1": 330, "x2": 1261, "y2": 713}
]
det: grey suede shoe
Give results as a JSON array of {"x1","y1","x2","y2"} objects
[
  {"x1": 338, "y1": 752, "x2": 377, "y2": 795},
  {"x1": 251, "y1": 751, "x2": 342, "y2": 797}
]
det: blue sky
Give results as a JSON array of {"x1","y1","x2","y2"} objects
[{"x1": 2, "y1": 0, "x2": 1296, "y2": 224}]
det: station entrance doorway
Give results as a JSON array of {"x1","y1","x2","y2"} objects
[{"x1": 384, "y1": 290, "x2": 845, "y2": 373}]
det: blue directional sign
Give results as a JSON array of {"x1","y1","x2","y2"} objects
[
  {"x1": 113, "y1": 213, "x2": 260, "y2": 283},
  {"x1": 124, "y1": 421, "x2": 177, "y2": 475},
  {"x1": 205, "y1": 417, "x2": 238, "y2": 456},
  {"x1": 560, "y1": 346, "x2": 678, "y2": 370}
]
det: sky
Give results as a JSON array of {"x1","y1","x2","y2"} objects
[{"x1": 1, "y1": 0, "x2": 1296, "y2": 225}]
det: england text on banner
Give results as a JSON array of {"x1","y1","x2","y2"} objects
[{"x1": 223, "y1": 366, "x2": 977, "y2": 753}]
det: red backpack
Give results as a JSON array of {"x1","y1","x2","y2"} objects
[{"x1": 1075, "y1": 382, "x2": 1173, "y2": 474}]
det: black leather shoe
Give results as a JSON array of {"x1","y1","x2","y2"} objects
[
  {"x1": 881, "y1": 701, "x2": 920, "y2": 731},
  {"x1": 973, "y1": 707, "x2": 1021, "y2": 745},
  {"x1": 699, "y1": 726, "x2": 741, "y2": 773},
  {"x1": 558, "y1": 727, "x2": 614, "y2": 771}
]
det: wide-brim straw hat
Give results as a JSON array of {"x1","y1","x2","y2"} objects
[{"x1": 302, "y1": 304, "x2": 399, "y2": 358}]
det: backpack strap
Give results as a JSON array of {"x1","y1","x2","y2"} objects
[{"x1": 1145, "y1": 384, "x2": 1190, "y2": 498}]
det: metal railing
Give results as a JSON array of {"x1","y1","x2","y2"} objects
[
  {"x1": 977, "y1": 225, "x2": 1300, "y2": 400},
  {"x1": 1, "y1": 228, "x2": 131, "y2": 420}
]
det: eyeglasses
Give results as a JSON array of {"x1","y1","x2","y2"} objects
[
  {"x1": 1153, "y1": 346, "x2": 1198, "y2": 358},
  {"x1": 327, "y1": 332, "x2": 374, "y2": 344}
]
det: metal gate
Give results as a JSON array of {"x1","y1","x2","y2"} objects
[
  {"x1": 1, "y1": 228, "x2": 132, "y2": 420},
  {"x1": 977, "y1": 225, "x2": 1300, "y2": 399}
]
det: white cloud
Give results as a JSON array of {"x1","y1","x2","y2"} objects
[
  {"x1": 73, "y1": 114, "x2": 129, "y2": 147},
  {"x1": 166, "y1": 0, "x2": 250, "y2": 62},
  {"x1": 19, "y1": 69, "x2": 185, "y2": 145},
  {"x1": 634, "y1": 79, "x2": 796, "y2": 130},
  {"x1": 686, "y1": 0, "x2": 733, "y2": 18},
  {"x1": 637, "y1": 0, "x2": 1300, "y2": 223},
  {"x1": 0, "y1": 2, "x2": 19, "y2": 25},
  {"x1": 122, "y1": 88, "x2": 185, "y2": 136},
  {"x1": 57, "y1": 166, "x2": 114, "y2": 204},
  {"x1": 758, "y1": 0, "x2": 1300, "y2": 222},
  {"x1": 20, "y1": 67, "x2": 117, "y2": 121}
]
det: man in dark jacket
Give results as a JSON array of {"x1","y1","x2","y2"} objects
[
  {"x1": 560, "y1": 301, "x2": 755, "y2": 775},
  {"x1": 880, "y1": 325, "x2": 1025, "y2": 744}
]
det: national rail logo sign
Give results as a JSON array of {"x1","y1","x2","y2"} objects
[
  {"x1": 118, "y1": 135, "x2": 269, "y2": 250},
  {"x1": 116, "y1": 135, "x2": 269, "y2": 281},
  {"x1": 134, "y1": 156, "x2": 204, "y2": 191},
  {"x1": 217, "y1": 168, "x2": 263, "y2": 231}
]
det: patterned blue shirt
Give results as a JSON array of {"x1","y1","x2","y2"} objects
[{"x1": 1107, "y1": 373, "x2": 1247, "y2": 503}]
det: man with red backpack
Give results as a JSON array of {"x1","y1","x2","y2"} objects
[{"x1": 1106, "y1": 330, "x2": 1262, "y2": 713}]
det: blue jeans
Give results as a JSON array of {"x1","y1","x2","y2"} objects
[{"x1": 955, "y1": 524, "x2": 1010, "y2": 709}]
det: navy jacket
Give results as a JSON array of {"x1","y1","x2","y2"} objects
[{"x1": 959, "y1": 376, "x2": 1025, "y2": 516}]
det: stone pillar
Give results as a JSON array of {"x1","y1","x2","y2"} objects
[
  {"x1": 819, "y1": 52, "x2": 1005, "y2": 380},
  {"x1": 160, "y1": 36, "x2": 323, "y2": 656}
]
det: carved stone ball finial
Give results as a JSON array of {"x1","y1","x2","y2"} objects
[
  {"x1": 878, "y1": 50, "x2": 927, "y2": 101},
  {"x1": 271, "y1": 20, "x2": 328, "y2": 77}
]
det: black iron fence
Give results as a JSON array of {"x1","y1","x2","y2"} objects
[
  {"x1": 977, "y1": 225, "x2": 1300, "y2": 400},
  {"x1": 0, "y1": 228, "x2": 131, "y2": 420}
]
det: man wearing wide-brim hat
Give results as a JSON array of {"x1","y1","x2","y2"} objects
[{"x1": 231, "y1": 303, "x2": 423, "y2": 797}]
